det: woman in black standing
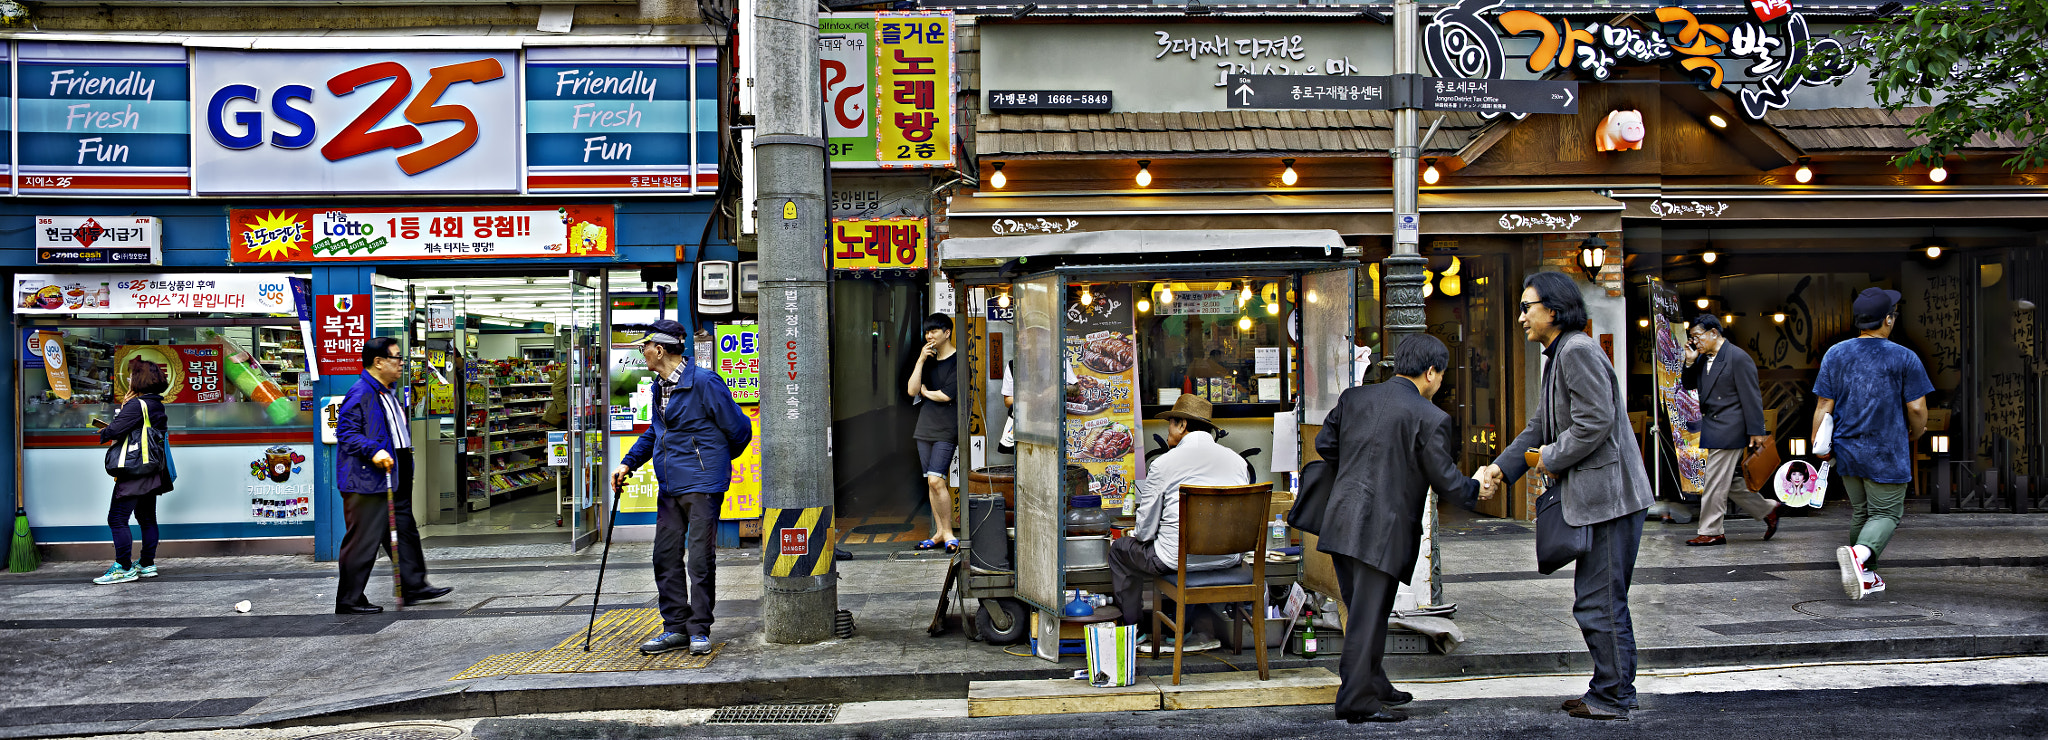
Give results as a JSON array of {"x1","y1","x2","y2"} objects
[{"x1": 93, "y1": 357, "x2": 174, "y2": 585}]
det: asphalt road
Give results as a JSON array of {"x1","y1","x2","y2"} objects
[{"x1": 468, "y1": 682, "x2": 2048, "y2": 740}]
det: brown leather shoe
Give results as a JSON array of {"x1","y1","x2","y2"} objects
[
  {"x1": 1763, "y1": 503, "x2": 1782, "y2": 541},
  {"x1": 1563, "y1": 699, "x2": 1585, "y2": 711},
  {"x1": 1685, "y1": 535, "x2": 1726, "y2": 546}
]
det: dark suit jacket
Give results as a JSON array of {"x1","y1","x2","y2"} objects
[
  {"x1": 1493, "y1": 331, "x2": 1655, "y2": 527},
  {"x1": 1313, "y1": 377, "x2": 1479, "y2": 582},
  {"x1": 1680, "y1": 343, "x2": 1766, "y2": 450}
]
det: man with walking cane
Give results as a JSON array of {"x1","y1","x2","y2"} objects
[
  {"x1": 612, "y1": 320, "x2": 753, "y2": 655},
  {"x1": 334, "y1": 337, "x2": 451, "y2": 615}
]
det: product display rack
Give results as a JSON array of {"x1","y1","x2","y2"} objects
[
  {"x1": 463, "y1": 362, "x2": 558, "y2": 510},
  {"x1": 255, "y1": 326, "x2": 307, "y2": 401}
]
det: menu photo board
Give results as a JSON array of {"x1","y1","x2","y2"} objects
[{"x1": 1063, "y1": 284, "x2": 1141, "y2": 508}]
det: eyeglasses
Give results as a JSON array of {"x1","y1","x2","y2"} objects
[{"x1": 1518, "y1": 300, "x2": 1540, "y2": 315}]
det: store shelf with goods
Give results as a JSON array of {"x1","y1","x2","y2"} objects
[{"x1": 488, "y1": 441, "x2": 548, "y2": 456}]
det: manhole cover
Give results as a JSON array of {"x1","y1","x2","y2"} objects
[
  {"x1": 851, "y1": 522, "x2": 913, "y2": 535},
  {"x1": 298, "y1": 723, "x2": 464, "y2": 740},
  {"x1": 1793, "y1": 600, "x2": 1941, "y2": 622},
  {"x1": 706, "y1": 703, "x2": 841, "y2": 725}
]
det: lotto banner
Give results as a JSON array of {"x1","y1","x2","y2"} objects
[
  {"x1": 1063, "y1": 285, "x2": 1141, "y2": 509},
  {"x1": 228, "y1": 205, "x2": 615, "y2": 262}
]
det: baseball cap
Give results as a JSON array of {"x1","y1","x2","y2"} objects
[
  {"x1": 1852, "y1": 287, "x2": 1901, "y2": 326},
  {"x1": 638, "y1": 319, "x2": 690, "y2": 346}
]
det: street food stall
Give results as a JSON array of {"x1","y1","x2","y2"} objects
[{"x1": 937, "y1": 229, "x2": 1356, "y2": 661}]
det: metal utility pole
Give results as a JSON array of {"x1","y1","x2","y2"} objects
[
  {"x1": 754, "y1": 0, "x2": 837, "y2": 643},
  {"x1": 1384, "y1": 0, "x2": 1442, "y2": 609}
]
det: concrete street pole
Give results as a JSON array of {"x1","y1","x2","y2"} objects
[
  {"x1": 1385, "y1": 0, "x2": 1441, "y2": 608},
  {"x1": 755, "y1": 0, "x2": 837, "y2": 643}
]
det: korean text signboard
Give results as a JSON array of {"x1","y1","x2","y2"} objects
[
  {"x1": 820, "y1": 12, "x2": 955, "y2": 169},
  {"x1": 715, "y1": 324, "x2": 760, "y2": 404},
  {"x1": 35, "y1": 216, "x2": 162, "y2": 266},
  {"x1": 18, "y1": 42, "x2": 190, "y2": 196},
  {"x1": 1422, "y1": 0, "x2": 1851, "y2": 120},
  {"x1": 112, "y1": 344, "x2": 224, "y2": 403},
  {"x1": 831, "y1": 217, "x2": 928, "y2": 271},
  {"x1": 720, "y1": 406, "x2": 763, "y2": 519},
  {"x1": 12, "y1": 273, "x2": 294, "y2": 315},
  {"x1": 314, "y1": 294, "x2": 371, "y2": 376},
  {"x1": 191, "y1": 50, "x2": 521, "y2": 195},
  {"x1": 524, "y1": 47, "x2": 718, "y2": 193},
  {"x1": 228, "y1": 205, "x2": 615, "y2": 262}
]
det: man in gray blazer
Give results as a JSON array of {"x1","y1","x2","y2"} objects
[
  {"x1": 1479, "y1": 271, "x2": 1654, "y2": 721},
  {"x1": 1314, "y1": 334, "x2": 1481, "y2": 724},
  {"x1": 1680, "y1": 314, "x2": 1782, "y2": 546}
]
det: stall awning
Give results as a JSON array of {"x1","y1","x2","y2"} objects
[
  {"x1": 939, "y1": 229, "x2": 1346, "y2": 270},
  {"x1": 1618, "y1": 191, "x2": 2048, "y2": 221},
  {"x1": 945, "y1": 191, "x2": 1623, "y2": 238}
]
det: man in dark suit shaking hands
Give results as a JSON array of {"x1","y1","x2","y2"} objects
[
  {"x1": 1313, "y1": 333, "x2": 1481, "y2": 724},
  {"x1": 1680, "y1": 314, "x2": 1782, "y2": 546}
]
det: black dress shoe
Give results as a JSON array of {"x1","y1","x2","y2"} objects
[
  {"x1": 1341, "y1": 710, "x2": 1407, "y2": 724},
  {"x1": 336, "y1": 604, "x2": 384, "y2": 615},
  {"x1": 1382, "y1": 691, "x2": 1414, "y2": 708},
  {"x1": 1763, "y1": 503, "x2": 1782, "y2": 541},
  {"x1": 403, "y1": 585, "x2": 453, "y2": 605}
]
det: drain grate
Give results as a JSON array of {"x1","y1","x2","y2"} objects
[
  {"x1": 298, "y1": 723, "x2": 465, "y2": 740},
  {"x1": 706, "y1": 703, "x2": 841, "y2": 725}
]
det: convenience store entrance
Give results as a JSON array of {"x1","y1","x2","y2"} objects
[{"x1": 371, "y1": 268, "x2": 608, "y2": 552}]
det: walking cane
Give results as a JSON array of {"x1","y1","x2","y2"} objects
[
  {"x1": 386, "y1": 468, "x2": 402, "y2": 612},
  {"x1": 584, "y1": 474, "x2": 624, "y2": 651}
]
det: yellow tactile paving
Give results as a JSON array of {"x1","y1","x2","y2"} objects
[{"x1": 449, "y1": 608, "x2": 722, "y2": 680}]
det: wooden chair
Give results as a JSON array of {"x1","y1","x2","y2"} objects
[{"x1": 1150, "y1": 481, "x2": 1273, "y2": 685}]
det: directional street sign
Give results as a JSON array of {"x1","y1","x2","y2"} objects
[
  {"x1": 1416, "y1": 77, "x2": 1577, "y2": 114},
  {"x1": 1225, "y1": 74, "x2": 1578, "y2": 114},
  {"x1": 1227, "y1": 75, "x2": 1397, "y2": 110}
]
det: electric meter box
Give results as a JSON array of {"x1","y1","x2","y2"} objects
[
  {"x1": 698, "y1": 260, "x2": 735, "y2": 315},
  {"x1": 736, "y1": 260, "x2": 760, "y2": 314}
]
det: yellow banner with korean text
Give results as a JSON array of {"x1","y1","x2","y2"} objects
[{"x1": 873, "y1": 12, "x2": 954, "y2": 168}]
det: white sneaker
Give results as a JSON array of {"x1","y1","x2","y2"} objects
[{"x1": 1836, "y1": 546, "x2": 1869, "y2": 600}]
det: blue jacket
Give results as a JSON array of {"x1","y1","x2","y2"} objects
[
  {"x1": 335, "y1": 371, "x2": 405, "y2": 494},
  {"x1": 622, "y1": 358, "x2": 753, "y2": 496}
]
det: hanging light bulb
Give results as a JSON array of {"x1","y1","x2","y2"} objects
[
  {"x1": 1240, "y1": 281, "x2": 1253, "y2": 305},
  {"x1": 1238, "y1": 314, "x2": 1252, "y2": 331},
  {"x1": 1695, "y1": 296, "x2": 1711, "y2": 310},
  {"x1": 1266, "y1": 298, "x2": 1280, "y2": 315},
  {"x1": 1281, "y1": 158, "x2": 1298, "y2": 186},
  {"x1": 1160, "y1": 283, "x2": 1174, "y2": 305},
  {"x1": 1135, "y1": 160, "x2": 1152, "y2": 188},
  {"x1": 1772, "y1": 310, "x2": 1787, "y2": 324},
  {"x1": 1926, "y1": 243, "x2": 1944, "y2": 259},
  {"x1": 1794, "y1": 157, "x2": 1814, "y2": 184},
  {"x1": 1708, "y1": 113, "x2": 1729, "y2": 129},
  {"x1": 998, "y1": 290, "x2": 1011, "y2": 309},
  {"x1": 1637, "y1": 317, "x2": 1650, "y2": 329},
  {"x1": 1137, "y1": 296, "x2": 1151, "y2": 313},
  {"x1": 1079, "y1": 284, "x2": 1092, "y2": 305},
  {"x1": 1422, "y1": 158, "x2": 1441, "y2": 185},
  {"x1": 1701, "y1": 250, "x2": 1719, "y2": 265},
  {"x1": 1722, "y1": 313, "x2": 1735, "y2": 326},
  {"x1": 989, "y1": 162, "x2": 1007, "y2": 189},
  {"x1": 1928, "y1": 162, "x2": 1948, "y2": 184}
]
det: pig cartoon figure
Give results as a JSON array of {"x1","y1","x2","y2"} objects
[{"x1": 1596, "y1": 110, "x2": 1646, "y2": 152}]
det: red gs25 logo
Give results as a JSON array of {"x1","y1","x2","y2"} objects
[{"x1": 206, "y1": 59, "x2": 505, "y2": 176}]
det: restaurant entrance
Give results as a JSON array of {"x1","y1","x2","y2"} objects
[{"x1": 368, "y1": 268, "x2": 610, "y2": 552}]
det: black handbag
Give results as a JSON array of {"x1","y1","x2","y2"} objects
[
  {"x1": 1534, "y1": 489, "x2": 1590, "y2": 574},
  {"x1": 1286, "y1": 459, "x2": 1333, "y2": 536},
  {"x1": 105, "y1": 399, "x2": 167, "y2": 478}
]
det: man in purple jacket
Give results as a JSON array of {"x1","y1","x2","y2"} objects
[{"x1": 334, "y1": 336, "x2": 451, "y2": 615}]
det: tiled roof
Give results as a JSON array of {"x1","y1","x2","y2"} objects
[
  {"x1": 1770, "y1": 107, "x2": 2025, "y2": 152},
  {"x1": 975, "y1": 110, "x2": 1488, "y2": 157}
]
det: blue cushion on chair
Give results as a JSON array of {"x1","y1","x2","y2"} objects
[{"x1": 1161, "y1": 564, "x2": 1254, "y2": 588}]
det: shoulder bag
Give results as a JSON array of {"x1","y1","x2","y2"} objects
[
  {"x1": 1286, "y1": 459, "x2": 1332, "y2": 536},
  {"x1": 105, "y1": 398, "x2": 167, "y2": 478},
  {"x1": 1531, "y1": 338, "x2": 1623, "y2": 574}
]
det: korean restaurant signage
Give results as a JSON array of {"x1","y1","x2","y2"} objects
[
  {"x1": 524, "y1": 47, "x2": 718, "y2": 193},
  {"x1": 12, "y1": 272, "x2": 295, "y2": 315},
  {"x1": 831, "y1": 217, "x2": 928, "y2": 271},
  {"x1": 978, "y1": 22, "x2": 1385, "y2": 113},
  {"x1": 1422, "y1": 0, "x2": 1852, "y2": 120},
  {"x1": 314, "y1": 294, "x2": 371, "y2": 376},
  {"x1": 714, "y1": 324, "x2": 761, "y2": 404},
  {"x1": 17, "y1": 42, "x2": 190, "y2": 196},
  {"x1": 35, "y1": 216, "x2": 163, "y2": 266},
  {"x1": 228, "y1": 205, "x2": 615, "y2": 262},
  {"x1": 987, "y1": 90, "x2": 1112, "y2": 113},
  {"x1": 820, "y1": 12, "x2": 956, "y2": 169}
]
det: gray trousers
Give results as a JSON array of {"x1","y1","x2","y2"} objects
[
  {"x1": 1574, "y1": 510, "x2": 1645, "y2": 716},
  {"x1": 1699, "y1": 448, "x2": 1778, "y2": 536}
]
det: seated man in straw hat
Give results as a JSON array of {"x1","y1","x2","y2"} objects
[{"x1": 1109, "y1": 395, "x2": 1249, "y2": 649}]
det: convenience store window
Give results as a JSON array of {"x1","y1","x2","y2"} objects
[
  {"x1": 21, "y1": 320, "x2": 314, "y2": 432},
  {"x1": 1134, "y1": 279, "x2": 1296, "y2": 417}
]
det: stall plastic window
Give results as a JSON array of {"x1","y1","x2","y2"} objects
[
  {"x1": 20, "y1": 323, "x2": 314, "y2": 433},
  {"x1": 1134, "y1": 279, "x2": 1296, "y2": 416}
]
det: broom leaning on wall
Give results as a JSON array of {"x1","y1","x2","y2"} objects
[{"x1": 10, "y1": 363, "x2": 40, "y2": 573}]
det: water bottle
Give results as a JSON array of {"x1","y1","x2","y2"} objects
[{"x1": 1268, "y1": 516, "x2": 1287, "y2": 551}]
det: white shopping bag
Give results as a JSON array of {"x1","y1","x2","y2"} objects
[{"x1": 1082, "y1": 622, "x2": 1138, "y2": 688}]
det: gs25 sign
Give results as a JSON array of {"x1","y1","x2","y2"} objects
[{"x1": 192, "y1": 50, "x2": 521, "y2": 195}]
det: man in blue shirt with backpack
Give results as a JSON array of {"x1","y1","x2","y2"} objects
[{"x1": 613, "y1": 320, "x2": 753, "y2": 655}]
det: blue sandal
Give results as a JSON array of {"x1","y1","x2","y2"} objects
[
  {"x1": 916, "y1": 539, "x2": 943, "y2": 550},
  {"x1": 944, "y1": 539, "x2": 961, "y2": 554}
]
